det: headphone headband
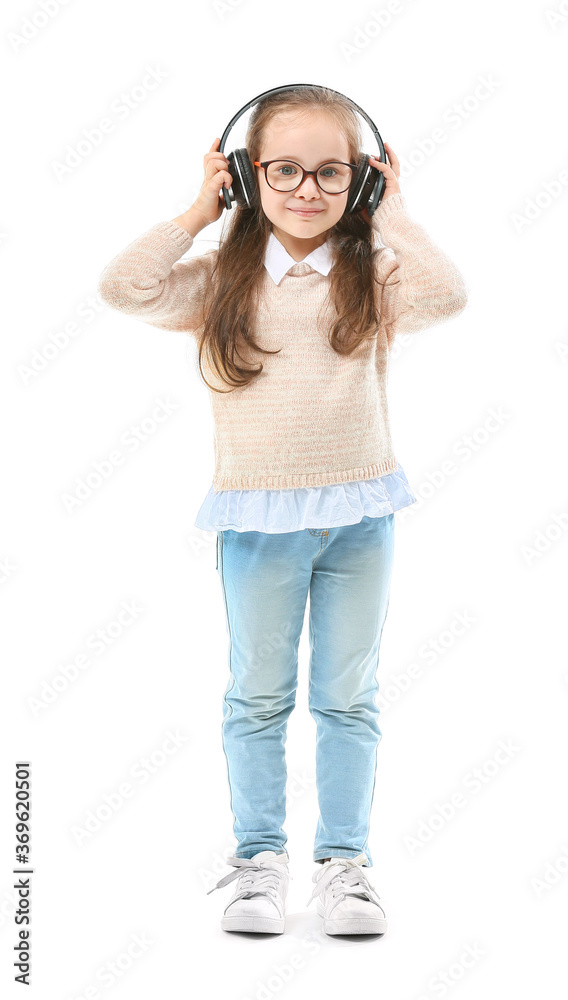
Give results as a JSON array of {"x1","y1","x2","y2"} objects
[{"x1": 218, "y1": 82, "x2": 384, "y2": 157}]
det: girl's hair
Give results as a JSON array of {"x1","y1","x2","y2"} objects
[{"x1": 196, "y1": 85, "x2": 399, "y2": 393}]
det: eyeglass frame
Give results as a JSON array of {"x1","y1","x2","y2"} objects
[{"x1": 253, "y1": 159, "x2": 358, "y2": 194}]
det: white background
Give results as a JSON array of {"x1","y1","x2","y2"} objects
[{"x1": 2, "y1": 0, "x2": 567, "y2": 997}]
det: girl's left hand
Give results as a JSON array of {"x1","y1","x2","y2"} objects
[{"x1": 361, "y1": 141, "x2": 401, "y2": 224}]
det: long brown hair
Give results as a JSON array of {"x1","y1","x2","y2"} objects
[{"x1": 196, "y1": 86, "x2": 398, "y2": 393}]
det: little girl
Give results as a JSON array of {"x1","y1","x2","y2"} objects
[{"x1": 98, "y1": 85, "x2": 468, "y2": 937}]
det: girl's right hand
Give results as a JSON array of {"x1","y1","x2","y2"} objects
[{"x1": 190, "y1": 138, "x2": 233, "y2": 226}]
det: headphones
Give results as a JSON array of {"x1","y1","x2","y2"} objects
[{"x1": 218, "y1": 83, "x2": 387, "y2": 218}]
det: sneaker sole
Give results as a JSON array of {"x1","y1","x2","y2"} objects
[
  {"x1": 221, "y1": 915, "x2": 285, "y2": 933},
  {"x1": 323, "y1": 915, "x2": 388, "y2": 935}
]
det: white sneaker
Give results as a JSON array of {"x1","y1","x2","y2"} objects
[
  {"x1": 207, "y1": 850, "x2": 291, "y2": 933},
  {"x1": 306, "y1": 854, "x2": 388, "y2": 935}
]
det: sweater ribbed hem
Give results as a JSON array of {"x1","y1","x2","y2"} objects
[
  {"x1": 212, "y1": 456, "x2": 399, "y2": 492},
  {"x1": 372, "y1": 191, "x2": 407, "y2": 223},
  {"x1": 157, "y1": 220, "x2": 195, "y2": 251}
]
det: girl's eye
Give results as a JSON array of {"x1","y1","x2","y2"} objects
[
  {"x1": 278, "y1": 165, "x2": 297, "y2": 176},
  {"x1": 319, "y1": 168, "x2": 337, "y2": 178}
]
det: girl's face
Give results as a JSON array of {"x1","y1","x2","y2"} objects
[{"x1": 255, "y1": 113, "x2": 352, "y2": 240}]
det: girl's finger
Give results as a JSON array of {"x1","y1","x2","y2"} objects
[
  {"x1": 370, "y1": 151, "x2": 400, "y2": 180},
  {"x1": 205, "y1": 146, "x2": 229, "y2": 161},
  {"x1": 206, "y1": 139, "x2": 225, "y2": 158},
  {"x1": 211, "y1": 169, "x2": 232, "y2": 186},
  {"x1": 369, "y1": 157, "x2": 393, "y2": 171}
]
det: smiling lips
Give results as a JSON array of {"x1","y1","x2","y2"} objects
[{"x1": 289, "y1": 208, "x2": 323, "y2": 216}]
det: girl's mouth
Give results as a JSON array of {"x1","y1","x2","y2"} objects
[{"x1": 288, "y1": 209, "x2": 323, "y2": 218}]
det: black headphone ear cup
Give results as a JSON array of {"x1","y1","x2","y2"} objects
[
  {"x1": 346, "y1": 153, "x2": 383, "y2": 214},
  {"x1": 222, "y1": 151, "x2": 235, "y2": 210},
  {"x1": 226, "y1": 148, "x2": 258, "y2": 209},
  {"x1": 346, "y1": 156, "x2": 368, "y2": 213}
]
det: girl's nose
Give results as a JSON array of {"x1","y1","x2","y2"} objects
[{"x1": 295, "y1": 174, "x2": 320, "y2": 196}]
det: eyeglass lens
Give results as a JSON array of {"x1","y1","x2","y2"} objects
[{"x1": 266, "y1": 161, "x2": 352, "y2": 193}]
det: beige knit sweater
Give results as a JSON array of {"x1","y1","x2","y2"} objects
[{"x1": 98, "y1": 192, "x2": 468, "y2": 491}]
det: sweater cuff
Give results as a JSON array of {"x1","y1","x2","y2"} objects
[
  {"x1": 154, "y1": 220, "x2": 195, "y2": 252},
  {"x1": 371, "y1": 192, "x2": 407, "y2": 226}
]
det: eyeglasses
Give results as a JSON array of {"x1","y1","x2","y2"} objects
[{"x1": 254, "y1": 159, "x2": 358, "y2": 194}]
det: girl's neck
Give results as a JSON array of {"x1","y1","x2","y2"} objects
[{"x1": 271, "y1": 225, "x2": 329, "y2": 262}]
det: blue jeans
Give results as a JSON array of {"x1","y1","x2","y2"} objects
[{"x1": 216, "y1": 513, "x2": 395, "y2": 867}]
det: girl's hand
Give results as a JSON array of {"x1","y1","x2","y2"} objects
[
  {"x1": 361, "y1": 141, "x2": 401, "y2": 224},
  {"x1": 189, "y1": 138, "x2": 233, "y2": 227}
]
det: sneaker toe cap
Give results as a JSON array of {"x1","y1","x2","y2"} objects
[
  {"x1": 328, "y1": 896, "x2": 386, "y2": 919},
  {"x1": 226, "y1": 898, "x2": 280, "y2": 919}
]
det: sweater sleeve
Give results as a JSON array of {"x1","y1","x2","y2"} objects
[
  {"x1": 97, "y1": 220, "x2": 218, "y2": 336},
  {"x1": 370, "y1": 192, "x2": 468, "y2": 341}
]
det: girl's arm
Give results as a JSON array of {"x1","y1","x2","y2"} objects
[
  {"x1": 370, "y1": 192, "x2": 469, "y2": 340},
  {"x1": 97, "y1": 211, "x2": 216, "y2": 335}
]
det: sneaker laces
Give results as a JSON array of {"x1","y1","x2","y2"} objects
[
  {"x1": 206, "y1": 853, "x2": 291, "y2": 901},
  {"x1": 306, "y1": 853, "x2": 383, "y2": 910}
]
